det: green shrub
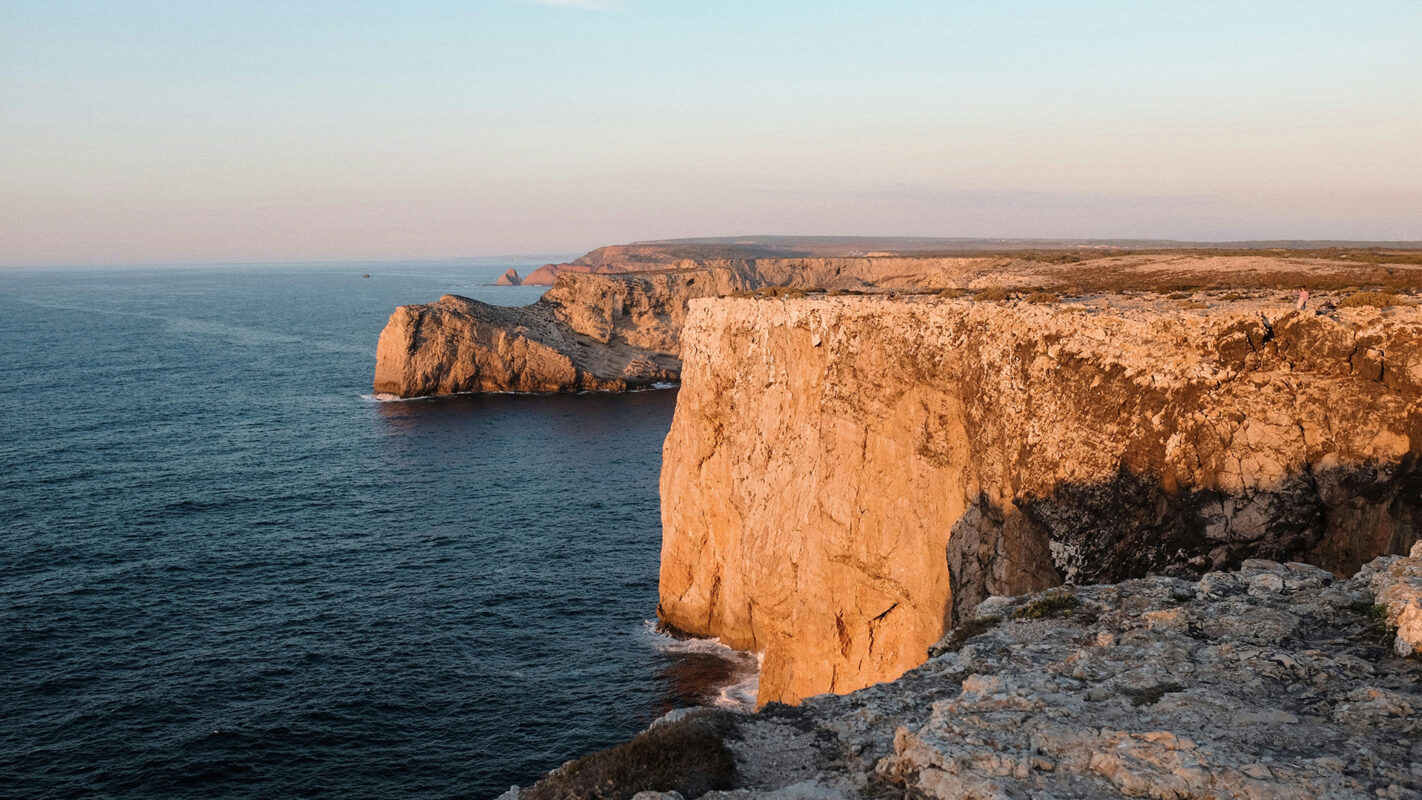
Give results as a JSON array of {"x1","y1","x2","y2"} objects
[
  {"x1": 1123, "y1": 682, "x2": 1185, "y2": 707},
  {"x1": 1348, "y1": 601, "x2": 1396, "y2": 645},
  {"x1": 523, "y1": 711, "x2": 736, "y2": 800},
  {"x1": 1011, "y1": 592, "x2": 1080, "y2": 620},
  {"x1": 753, "y1": 285, "x2": 807, "y2": 299},
  {"x1": 928, "y1": 615, "x2": 1002, "y2": 656},
  {"x1": 974, "y1": 286, "x2": 1013, "y2": 302},
  {"x1": 1024, "y1": 292, "x2": 1060, "y2": 304}
]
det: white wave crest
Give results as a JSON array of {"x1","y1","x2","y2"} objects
[{"x1": 638, "y1": 620, "x2": 761, "y2": 710}]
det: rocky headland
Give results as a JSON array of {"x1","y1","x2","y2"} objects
[
  {"x1": 659, "y1": 293, "x2": 1422, "y2": 707},
  {"x1": 372, "y1": 239, "x2": 1422, "y2": 796},
  {"x1": 373, "y1": 268, "x2": 752, "y2": 396},
  {"x1": 375, "y1": 240, "x2": 1422, "y2": 398}
]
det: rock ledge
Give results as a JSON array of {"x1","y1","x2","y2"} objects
[{"x1": 513, "y1": 549, "x2": 1422, "y2": 799}]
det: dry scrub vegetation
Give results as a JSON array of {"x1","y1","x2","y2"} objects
[
  {"x1": 1337, "y1": 291, "x2": 1410, "y2": 308},
  {"x1": 523, "y1": 711, "x2": 736, "y2": 800},
  {"x1": 973, "y1": 286, "x2": 1013, "y2": 302}
]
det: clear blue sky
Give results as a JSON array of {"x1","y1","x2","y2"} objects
[{"x1": 2, "y1": 1, "x2": 1419, "y2": 265}]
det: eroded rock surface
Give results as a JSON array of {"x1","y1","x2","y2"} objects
[
  {"x1": 510, "y1": 555, "x2": 1422, "y2": 800},
  {"x1": 659, "y1": 295, "x2": 1422, "y2": 705},
  {"x1": 378, "y1": 241, "x2": 1422, "y2": 397},
  {"x1": 373, "y1": 269, "x2": 754, "y2": 396}
]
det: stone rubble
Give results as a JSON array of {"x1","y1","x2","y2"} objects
[{"x1": 524, "y1": 549, "x2": 1422, "y2": 799}]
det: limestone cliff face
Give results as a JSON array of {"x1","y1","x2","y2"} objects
[
  {"x1": 658, "y1": 295, "x2": 1422, "y2": 705},
  {"x1": 372, "y1": 269, "x2": 757, "y2": 397},
  {"x1": 377, "y1": 248, "x2": 1422, "y2": 397}
]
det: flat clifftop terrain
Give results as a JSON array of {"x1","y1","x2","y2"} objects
[
  {"x1": 659, "y1": 292, "x2": 1422, "y2": 706},
  {"x1": 511, "y1": 551, "x2": 1422, "y2": 799},
  {"x1": 373, "y1": 246, "x2": 1422, "y2": 398},
  {"x1": 519, "y1": 237, "x2": 1422, "y2": 285}
]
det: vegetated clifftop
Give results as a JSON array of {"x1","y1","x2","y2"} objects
[
  {"x1": 658, "y1": 294, "x2": 1422, "y2": 707},
  {"x1": 519, "y1": 236, "x2": 1422, "y2": 284},
  {"x1": 509, "y1": 551, "x2": 1422, "y2": 800}
]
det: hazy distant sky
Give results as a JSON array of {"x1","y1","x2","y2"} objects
[{"x1": 2, "y1": 1, "x2": 1419, "y2": 265}]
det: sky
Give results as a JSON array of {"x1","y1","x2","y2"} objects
[{"x1": 1, "y1": 1, "x2": 1420, "y2": 266}]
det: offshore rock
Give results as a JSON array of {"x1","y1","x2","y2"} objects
[
  {"x1": 658, "y1": 295, "x2": 1422, "y2": 705},
  {"x1": 509, "y1": 555, "x2": 1422, "y2": 799},
  {"x1": 495, "y1": 268, "x2": 522, "y2": 286}
]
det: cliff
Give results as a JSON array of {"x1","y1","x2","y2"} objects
[
  {"x1": 511, "y1": 550, "x2": 1422, "y2": 799},
  {"x1": 658, "y1": 294, "x2": 1422, "y2": 706},
  {"x1": 373, "y1": 269, "x2": 756, "y2": 397},
  {"x1": 378, "y1": 246, "x2": 1422, "y2": 397}
]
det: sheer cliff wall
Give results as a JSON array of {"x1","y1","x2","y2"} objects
[{"x1": 657, "y1": 295, "x2": 1422, "y2": 706}]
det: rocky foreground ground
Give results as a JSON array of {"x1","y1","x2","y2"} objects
[{"x1": 509, "y1": 546, "x2": 1422, "y2": 800}]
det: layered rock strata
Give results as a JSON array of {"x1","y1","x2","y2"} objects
[
  {"x1": 373, "y1": 269, "x2": 754, "y2": 397},
  {"x1": 658, "y1": 295, "x2": 1422, "y2": 706},
  {"x1": 512, "y1": 552, "x2": 1422, "y2": 799},
  {"x1": 378, "y1": 245, "x2": 1422, "y2": 397}
]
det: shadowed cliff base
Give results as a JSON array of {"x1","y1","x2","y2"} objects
[
  {"x1": 945, "y1": 457, "x2": 1422, "y2": 623},
  {"x1": 657, "y1": 294, "x2": 1422, "y2": 706}
]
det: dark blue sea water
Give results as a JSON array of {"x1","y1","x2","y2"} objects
[{"x1": 0, "y1": 262, "x2": 753, "y2": 799}]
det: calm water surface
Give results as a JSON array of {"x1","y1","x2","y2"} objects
[{"x1": 0, "y1": 262, "x2": 750, "y2": 799}]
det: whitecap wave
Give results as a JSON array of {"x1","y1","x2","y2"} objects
[{"x1": 639, "y1": 620, "x2": 760, "y2": 710}]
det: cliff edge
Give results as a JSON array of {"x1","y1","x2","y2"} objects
[
  {"x1": 378, "y1": 246, "x2": 1422, "y2": 397},
  {"x1": 659, "y1": 294, "x2": 1422, "y2": 706}
]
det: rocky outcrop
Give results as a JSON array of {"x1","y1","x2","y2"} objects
[
  {"x1": 373, "y1": 269, "x2": 759, "y2": 397},
  {"x1": 495, "y1": 268, "x2": 522, "y2": 286},
  {"x1": 510, "y1": 552, "x2": 1422, "y2": 799},
  {"x1": 658, "y1": 295, "x2": 1422, "y2": 706},
  {"x1": 381, "y1": 240, "x2": 1422, "y2": 397}
]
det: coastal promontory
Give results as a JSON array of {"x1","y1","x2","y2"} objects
[{"x1": 659, "y1": 293, "x2": 1422, "y2": 706}]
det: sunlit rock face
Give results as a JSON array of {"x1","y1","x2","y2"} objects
[
  {"x1": 658, "y1": 294, "x2": 1422, "y2": 706},
  {"x1": 372, "y1": 269, "x2": 752, "y2": 397}
]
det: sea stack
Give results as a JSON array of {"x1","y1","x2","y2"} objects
[{"x1": 495, "y1": 268, "x2": 522, "y2": 286}]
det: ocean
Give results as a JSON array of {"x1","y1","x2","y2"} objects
[{"x1": 0, "y1": 262, "x2": 754, "y2": 799}]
